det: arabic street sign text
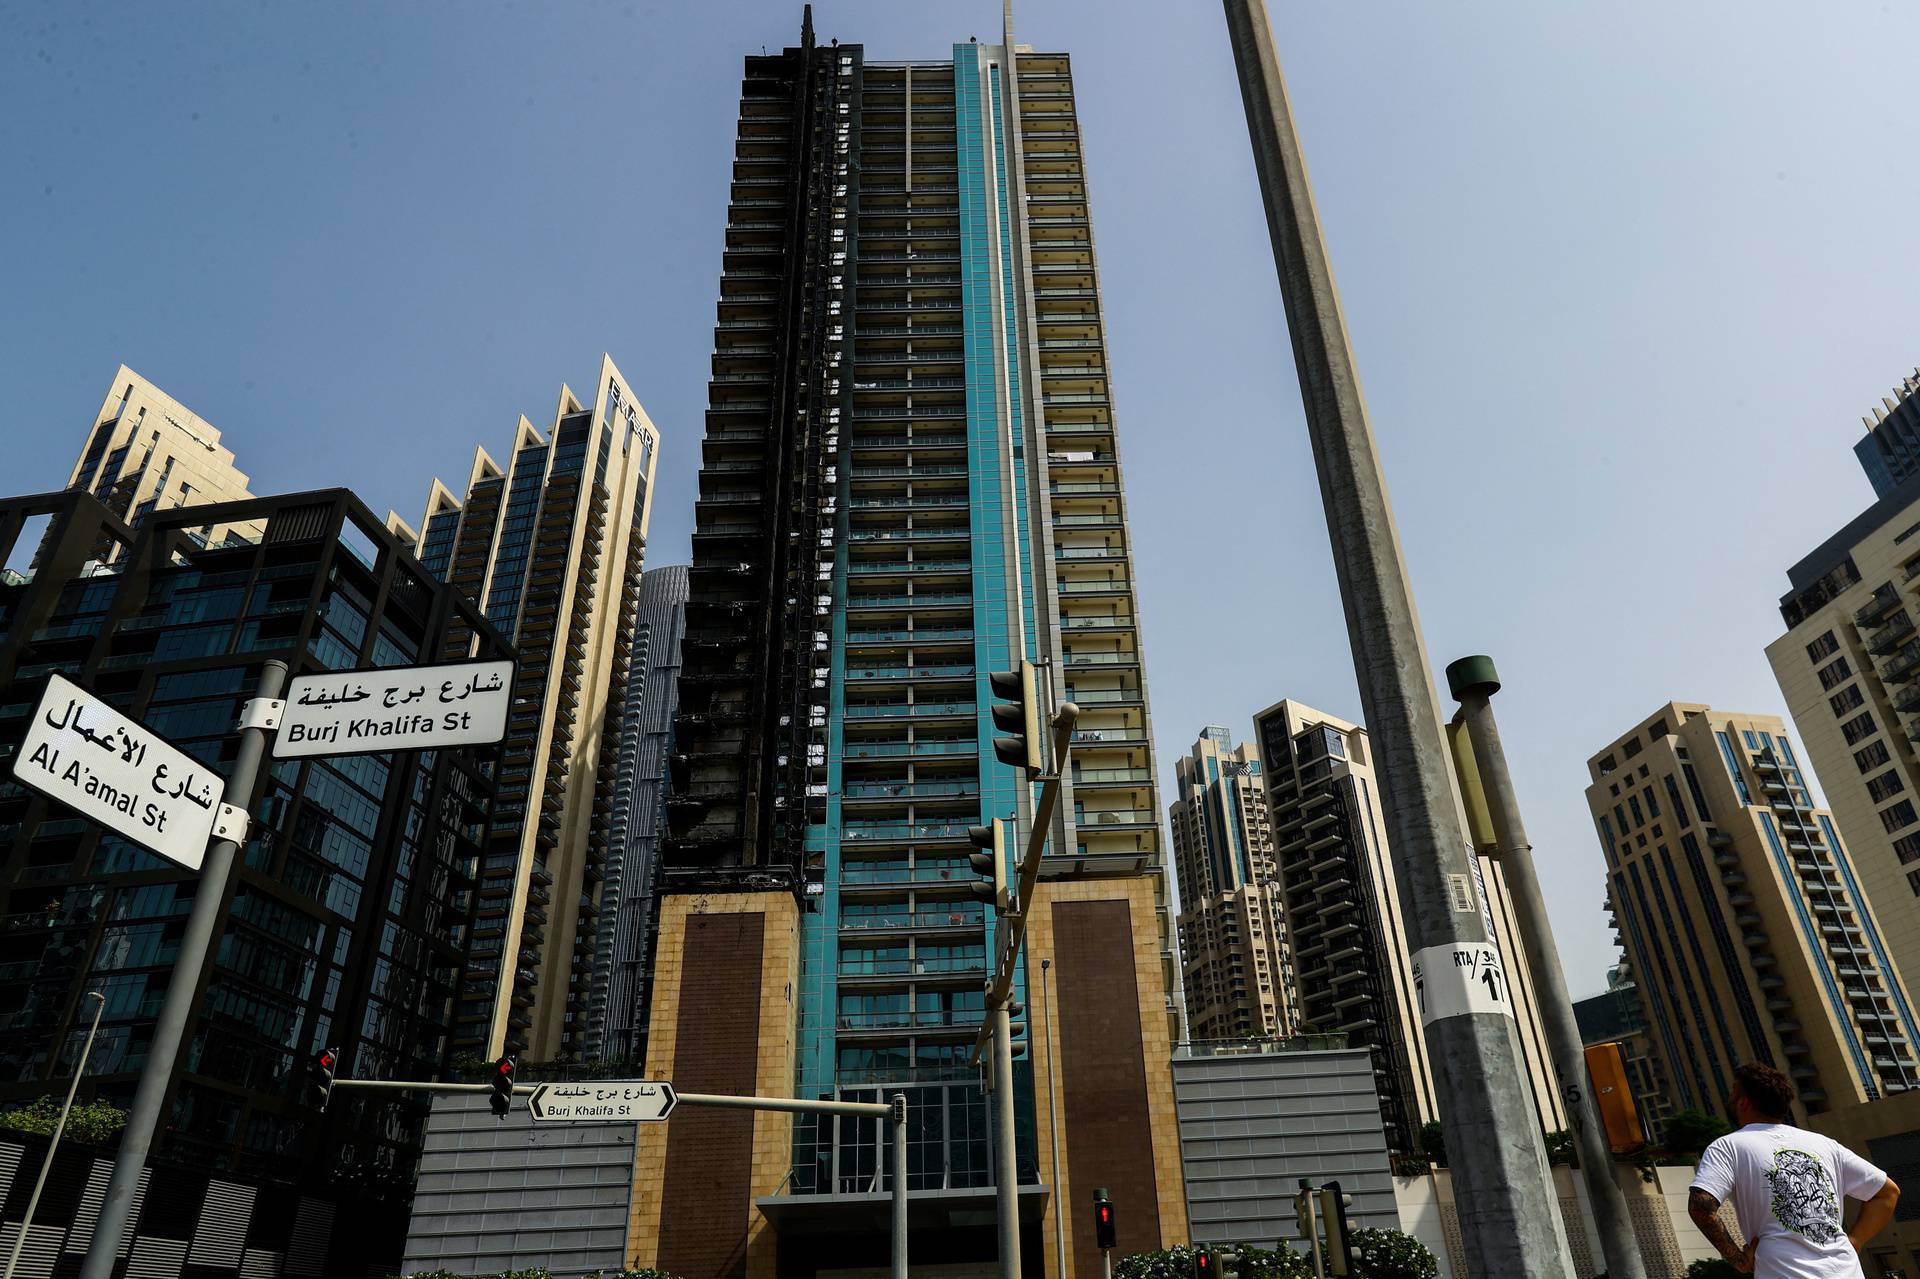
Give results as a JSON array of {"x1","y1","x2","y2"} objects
[
  {"x1": 275, "y1": 659, "x2": 514, "y2": 759},
  {"x1": 527, "y1": 1080, "x2": 678, "y2": 1123},
  {"x1": 13, "y1": 673, "x2": 224, "y2": 871}
]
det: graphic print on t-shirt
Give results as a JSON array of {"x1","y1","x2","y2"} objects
[{"x1": 1766, "y1": 1148, "x2": 1842, "y2": 1244}]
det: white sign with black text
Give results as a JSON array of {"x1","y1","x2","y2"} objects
[
  {"x1": 527, "y1": 1081, "x2": 678, "y2": 1123},
  {"x1": 1409, "y1": 941, "x2": 1516, "y2": 1028},
  {"x1": 274, "y1": 659, "x2": 514, "y2": 759},
  {"x1": 13, "y1": 673, "x2": 224, "y2": 871}
]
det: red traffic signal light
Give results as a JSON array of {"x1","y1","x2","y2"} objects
[
  {"x1": 490, "y1": 1055, "x2": 515, "y2": 1118},
  {"x1": 1192, "y1": 1247, "x2": 1215, "y2": 1278},
  {"x1": 308, "y1": 1046, "x2": 339, "y2": 1111}
]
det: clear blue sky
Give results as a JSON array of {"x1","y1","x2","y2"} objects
[{"x1": 6, "y1": 1, "x2": 1918, "y2": 998}]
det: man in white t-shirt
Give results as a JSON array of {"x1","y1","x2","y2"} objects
[{"x1": 1688, "y1": 1062, "x2": 1901, "y2": 1276}]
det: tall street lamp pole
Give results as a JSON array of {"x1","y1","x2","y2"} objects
[
  {"x1": 4, "y1": 990, "x2": 108, "y2": 1279},
  {"x1": 1448, "y1": 655, "x2": 1649, "y2": 1279},
  {"x1": 1219, "y1": 3, "x2": 1573, "y2": 1272}
]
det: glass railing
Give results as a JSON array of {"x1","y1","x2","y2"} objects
[
  {"x1": 846, "y1": 628, "x2": 975, "y2": 644},
  {"x1": 843, "y1": 781, "x2": 980, "y2": 800},
  {"x1": 847, "y1": 591, "x2": 971, "y2": 608},
  {"x1": 835, "y1": 1009, "x2": 985, "y2": 1031},
  {"x1": 843, "y1": 820, "x2": 975, "y2": 840},
  {"x1": 851, "y1": 496, "x2": 968, "y2": 508},
  {"x1": 841, "y1": 861, "x2": 975, "y2": 884},
  {"x1": 841, "y1": 907, "x2": 987, "y2": 929},
  {"x1": 843, "y1": 740, "x2": 975, "y2": 758},
  {"x1": 845, "y1": 702, "x2": 976, "y2": 719},
  {"x1": 848, "y1": 529, "x2": 969, "y2": 544},
  {"x1": 1072, "y1": 768, "x2": 1152, "y2": 784},
  {"x1": 845, "y1": 664, "x2": 975, "y2": 680},
  {"x1": 846, "y1": 561, "x2": 970, "y2": 575},
  {"x1": 839, "y1": 958, "x2": 987, "y2": 978},
  {"x1": 849, "y1": 434, "x2": 968, "y2": 448}
]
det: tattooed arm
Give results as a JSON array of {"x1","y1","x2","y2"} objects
[{"x1": 1688, "y1": 1189, "x2": 1754, "y2": 1273}]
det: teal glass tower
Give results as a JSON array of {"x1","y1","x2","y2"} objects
[{"x1": 648, "y1": 12, "x2": 1182, "y2": 1273}]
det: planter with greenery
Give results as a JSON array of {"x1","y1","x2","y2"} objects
[{"x1": 0, "y1": 1096, "x2": 128, "y2": 1145}]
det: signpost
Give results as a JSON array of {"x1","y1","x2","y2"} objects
[
  {"x1": 527, "y1": 1080, "x2": 678, "y2": 1123},
  {"x1": 69, "y1": 656, "x2": 514, "y2": 1279},
  {"x1": 14, "y1": 673, "x2": 225, "y2": 870},
  {"x1": 275, "y1": 658, "x2": 514, "y2": 758}
]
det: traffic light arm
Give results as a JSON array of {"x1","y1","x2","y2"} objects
[{"x1": 971, "y1": 700, "x2": 1079, "y2": 1064}]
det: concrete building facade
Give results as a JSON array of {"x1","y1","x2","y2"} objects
[
  {"x1": 1168, "y1": 727, "x2": 1294, "y2": 1041},
  {"x1": 637, "y1": 15, "x2": 1183, "y2": 1276},
  {"x1": 1771, "y1": 471, "x2": 1920, "y2": 1012},
  {"x1": 405, "y1": 356, "x2": 661, "y2": 1060},
  {"x1": 61, "y1": 365, "x2": 257, "y2": 560},
  {"x1": 1584, "y1": 703, "x2": 1920, "y2": 1120}
]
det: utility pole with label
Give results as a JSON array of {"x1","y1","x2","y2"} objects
[
  {"x1": 1220, "y1": 1, "x2": 1573, "y2": 1271},
  {"x1": 1447, "y1": 655, "x2": 1648, "y2": 1279}
]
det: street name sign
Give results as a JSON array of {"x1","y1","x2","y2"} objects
[
  {"x1": 13, "y1": 673, "x2": 224, "y2": 871},
  {"x1": 527, "y1": 1081, "x2": 678, "y2": 1123},
  {"x1": 274, "y1": 659, "x2": 514, "y2": 759}
]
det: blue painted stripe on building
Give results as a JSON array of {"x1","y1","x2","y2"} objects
[
  {"x1": 1756, "y1": 812, "x2": 1875, "y2": 1095},
  {"x1": 1819, "y1": 812, "x2": 1920, "y2": 1060}
]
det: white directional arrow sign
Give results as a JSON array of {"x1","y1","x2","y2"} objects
[{"x1": 526, "y1": 1080, "x2": 678, "y2": 1123}]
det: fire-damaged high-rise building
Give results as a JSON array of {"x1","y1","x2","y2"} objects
[{"x1": 634, "y1": 11, "x2": 1184, "y2": 1276}]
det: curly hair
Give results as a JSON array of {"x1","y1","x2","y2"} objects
[{"x1": 1734, "y1": 1061, "x2": 1796, "y2": 1119}]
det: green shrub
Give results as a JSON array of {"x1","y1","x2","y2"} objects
[
  {"x1": 0, "y1": 1097, "x2": 128, "y2": 1145},
  {"x1": 1662, "y1": 1109, "x2": 1731, "y2": 1156},
  {"x1": 1349, "y1": 1228, "x2": 1439, "y2": 1279}
]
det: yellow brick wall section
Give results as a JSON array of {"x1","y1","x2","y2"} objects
[
  {"x1": 1026, "y1": 877, "x2": 1187, "y2": 1277},
  {"x1": 625, "y1": 892, "x2": 800, "y2": 1272}
]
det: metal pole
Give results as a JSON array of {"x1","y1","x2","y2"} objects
[
  {"x1": 993, "y1": 1001, "x2": 1022, "y2": 1279},
  {"x1": 1219, "y1": 4, "x2": 1572, "y2": 1274},
  {"x1": 1300, "y1": 1180, "x2": 1324, "y2": 1279},
  {"x1": 82, "y1": 659, "x2": 288, "y2": 1279},
  {"x1": 1041, "y1": 958, "x2": 1066, "y2": 1279},
  {"x1": 4, "y1": 990, "x2": 106, "y2": 1279},
  {"x1": 1448, "y1": 656, "x2": 1649, "y2": 1279},
  {"x1": 891, "y1": 1093, "x2": 908, "y2": 1279}
]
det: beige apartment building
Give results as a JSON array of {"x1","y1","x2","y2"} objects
[
  {"x1": 405, "y1": 355, "x2": 660, "y2": 1060},
  {"x1": 1169, "y1": 727, "x2": 1295, "y2": 1040},
  {"x1": 1252, "y1": 699, "x2": 1564, "y2": 1155},
  {"x1": 1584, "y1": 703, "x2": 1920, "y2": 1120},
  {"x1": 64, "y1": 365, "x2": 257, "y2": 556},
  {"x1": 1770, "y1": 475, "x2": 1920, "y2": 1005}
]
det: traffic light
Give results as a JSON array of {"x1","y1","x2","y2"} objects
[
  {"x1": 1190, "y1": 1246, "x2": 1215, "y2": 1279},
  {"x1": 988, "y1": 660, "x2": 1043, "y2": 777},
  {"x1": 308, "y1": 1046, "x2": 339, "y2": 1111},
  {"x1": 490, "y1": 1055, "x2": 515, "y2": 1118},
  {"x1": 1318, "y1": 1181, "x2": 1355, "y2": 1276},
  {"x1": 1007, "y1": 1000, "x2": 1028, "y2": 1060},
  {"x1": 1216, "y1": 1245, "x2": 1244, "y2": 1279},
  {"x1": 968, "y1": 819, "x2": 1008, "y2": 912},
  {"x1": 1092, "y1": 1187, "x2": 1116, "y2": 1250}
]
